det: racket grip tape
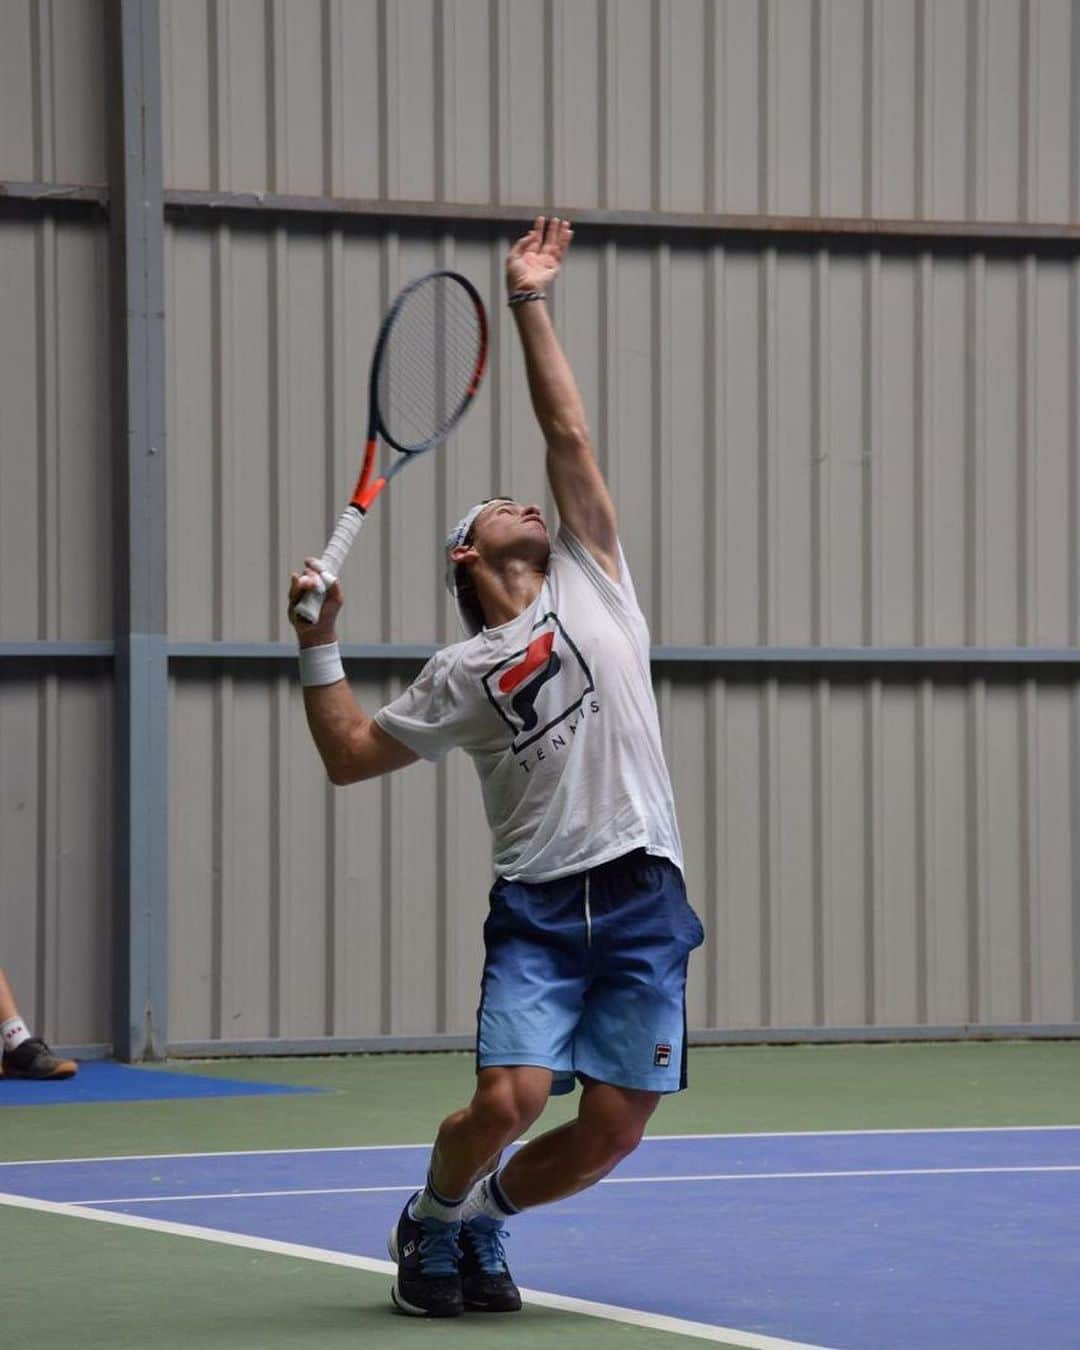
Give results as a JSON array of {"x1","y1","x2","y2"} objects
[{"x1": 294, "y1": 505, "x2": 365, "y2": 624}]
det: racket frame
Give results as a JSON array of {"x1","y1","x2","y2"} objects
[{"x1": 295, "y1": 269, "x2": 488, "y2": 625}]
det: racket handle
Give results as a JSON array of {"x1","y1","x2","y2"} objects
[{"x1": 294, "y1": 505, "x2": 365, "y2": 624}]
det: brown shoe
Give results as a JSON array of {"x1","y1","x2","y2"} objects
[{"x1": 1, "y1": 1038, "x2": 78, "y2": 1080}]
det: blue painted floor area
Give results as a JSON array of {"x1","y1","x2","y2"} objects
[
  {"x1": 0, "y1": 1060, "x2": 320, "y2": 1106},
  {"x1": 3, "y1": 1128, "x2": 1079, "y2": 1349}
]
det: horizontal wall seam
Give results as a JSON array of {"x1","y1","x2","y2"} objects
[
  {"x1": 165, "y1": 1022, "x2": 1080, "y2": 1057},
  {"x1": 50, "y1": 1023, "x2": 1080, "y2": 1061},
  {"x1": 0, "y1": 642, "x2": 115, "y2": 658},
  {"x1": 0, "y1": 180, "x2": 108, "y2": 202},
  {"x1": 4, "y1": 642, "x2": 1080, "y2": 667},
  {"x1": 0, "y1": 181, "x2": 108, "y2": 214},
  {"x1": 5, "y1": 181, "x2": 1080, "y2": 248},
  {"x1": 162, "y1": 192, "x2": 1080, "y2": 250}
]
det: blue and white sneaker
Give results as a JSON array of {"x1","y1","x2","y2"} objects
[
  {"x1": 387, "y1": 1192, "x2": 463, "y2": 1317},
  {"x1": 459, "y1": 1215, "x2": 522, "y2": 1312}
]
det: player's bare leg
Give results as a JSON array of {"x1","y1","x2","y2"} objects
[
  {"x1": 0, "y1": 966, "x2": 18, "y2": 1023},
  {"x1": 429, "y1": 1066, "x2": 551, "y2": 1196},
  {"x1": 477, "y1": 1078, "x2": 661, "y2": 1209},
  {"x1": 415, "y1": 1075, "x2": 659, "y2": 1315},
  {"x1": 388, "y1": 1067, "x2": 549, "y2": 1317}
]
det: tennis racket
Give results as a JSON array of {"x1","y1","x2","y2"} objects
[{"x1": 294, "y1": 269, "x2": 489, "y2": 623}]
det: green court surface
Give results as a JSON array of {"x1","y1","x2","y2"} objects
[{"x1": 3, "y1": 1041, "x2": 1079, "y2": 1350}]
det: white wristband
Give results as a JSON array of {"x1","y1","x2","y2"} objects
[{"x1": 299, "y1": 641, "x2": 346, "y2": 688}]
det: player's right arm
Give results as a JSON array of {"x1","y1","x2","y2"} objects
[
  {"x1": 288, "y1": 565, "x2": 419, "y2": 785},
  {"x1": 507, "y1": 216, "x2": 619, "y2": 581}
]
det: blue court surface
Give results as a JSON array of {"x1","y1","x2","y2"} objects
[
  {"x1": 2, "y1": 1127, "x2": 1078, "y2": 1349},
  {"x1": 0, "y1": 1060, "x2": 319, "y2": 1106}
]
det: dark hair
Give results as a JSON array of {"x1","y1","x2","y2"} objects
[
  {"x1": 453, "y1": 563, "x2": 485, "y2": 633},
  {"x1": 454, "y1": 517, "x2": 486, "y2": 632}
]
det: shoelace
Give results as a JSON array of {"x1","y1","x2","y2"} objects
[
  {"x1": 416, "y1": 1219, "x2": 462, "y2": 1278},
  {"x1": 464, "y1": 1221, "x2": 510, "y2": 1275}
]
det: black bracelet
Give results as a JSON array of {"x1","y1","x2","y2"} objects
[{"x1": 507, "y1": 290, "x2": 547, "y2": 307}]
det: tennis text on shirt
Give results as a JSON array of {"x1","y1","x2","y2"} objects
[{"x1": 374, "y1": 525, "x2": 683, "y2": 883}]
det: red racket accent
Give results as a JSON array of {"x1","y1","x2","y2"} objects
[
  {"x1": 355, "y1": 476, "x2": 387, "y2": 513},
  {"x1": 348, "y1": 440, "x2": 379, "y2": 511}
]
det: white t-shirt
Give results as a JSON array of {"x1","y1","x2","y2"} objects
[{"x1": 374, "y1": 525, "x2": 683, "y2": 882}]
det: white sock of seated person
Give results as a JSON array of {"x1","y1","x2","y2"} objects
[{"x1": 1, "y1": 1016, "x2": 31, "y2": 1053}]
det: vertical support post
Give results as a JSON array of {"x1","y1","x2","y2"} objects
[{"x1": 108, "y1": 0, "x2": 168, "y2": 1061}]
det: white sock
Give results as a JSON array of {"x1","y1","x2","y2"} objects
[
  {"x1": 459, "y1": 1170, "x2": 520, "y2": 1224},
  {"x1": 409, "y1": 1172, "x2": 466, "y2": 1225},
  {"x1": 1, "y1": 1016, "x2": 31, "y2": 1053}
]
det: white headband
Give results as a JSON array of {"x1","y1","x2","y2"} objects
[{"x1": 444, "y1": 499, "x2": 513, "y2": 636}]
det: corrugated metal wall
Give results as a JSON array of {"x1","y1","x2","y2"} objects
[
  {"x1": 159, "y1": 0, "x2": 1079, "y2": 223},
  {"x1": 0, "y1": 0, "x2": 108, "y2": 187},
  {"x1": 2, "y1": 0, "x2": 1078, "y2": 1050},
  {"x1": 0, "y1": 0, "x2": 114, "y2": 1046},
  {"x1": 165, "y1": 226, "x2": 1080, "y2": 1041}
]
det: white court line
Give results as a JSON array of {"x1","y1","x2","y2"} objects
[
  {"x1": 76, "y1": 1182, "x2": 417, "y2": 1204},
  {"x1": 63, "y1": 1161, "x2": 1080, "y2": 1207},
  {"x1": 0, "y1": 1190, "x2": 836, "y2": 1350},
  {"x1": 644, "y1": 1125, "x2": 1080, "y2": 1142},
  {"x1": 2, "y1": 1122, "x2": 1078, "y2": 1169},
  {"x1": 0, "y1": 1142, "x2": 431, "y2": 1167}
]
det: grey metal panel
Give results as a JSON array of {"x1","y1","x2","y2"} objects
[
  {"x1": 166, "y1": 668, "x2": 1080, "y2": 1042},
  {"x1": 159, "y1": 0, "x2": 1080, "y2": 226},
  {"x1": 166, "y1": 230, "x2": 1079, "y2": 652},
  {"x1": 709, "y1": 674, "x2": 1080, "y2": 1032},
  {"x1": 0, "y1": 674, "x2": 113, "y2": 1046},
  {"x1": 0, "y1": 1, "x2": 36, "y2": 178},
  {"x1": 7, "y1": 0, "x2": 1079, "y2": 1054},
  {"x1": 0, "y1": 217, "x2": 112, "y2": 640},
  {"x1": 167, "y1": 664, "x2": 494, "y2": 1043},
  {"x1": 159, "y1": 214, "x2": 1080, "y2": 1042},
  {"x1": 0, "y1": 0, "x2": 108, "y2": 184}
]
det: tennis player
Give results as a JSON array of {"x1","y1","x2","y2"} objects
[{"x1": 289, "y1": 217, "x2": 703, "y2": 1318}]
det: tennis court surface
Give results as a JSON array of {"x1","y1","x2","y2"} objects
[{"x1": 3, "y1": 1042, "x2": 1079, "y2": 1350}]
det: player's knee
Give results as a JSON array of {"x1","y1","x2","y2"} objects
[
  {"x1": 511, "y1": 1078, "x2": 550, "y2": 1131},
  {"x1": 606, "y1": 1122, "x2": 648, "y2": 1165},
  {"x1": 470, "y1": 1082, "x2": 535, "y2": 1144},
  {"x1": 580, "y1": 1119, "x2": 647, "y2": 1170}
]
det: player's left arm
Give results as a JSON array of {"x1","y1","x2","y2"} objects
[{"x1": 507, "y1": 216, "x2": 619, "y2": 581}]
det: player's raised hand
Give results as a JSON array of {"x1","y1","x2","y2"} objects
[{"x1": 506, "y1": 216, "x2": 573, "y2": 296}]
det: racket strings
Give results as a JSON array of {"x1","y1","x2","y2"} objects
[
  {"x1": 391, "y1": 307, "x2": 478, "y2": 432},
  {"x1": 378, "y1": 276, "x2": 483, "y2": 452}
]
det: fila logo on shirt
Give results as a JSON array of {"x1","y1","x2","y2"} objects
[
  {"x1": 653, "y1": 1043, "x2": 672, "y2": 1068},
  {"x1": 482, "y1": 612, "x2": 596, "y2": 755}
]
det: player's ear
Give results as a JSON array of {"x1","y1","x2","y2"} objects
[{"x1": 449, "y1": 543, "x2": 476, "y2": 567}]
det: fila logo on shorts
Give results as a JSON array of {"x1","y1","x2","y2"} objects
[
  {"x1": 653, "y1": 1043, "x2": 672, "y2": 1068},
  {"x1": 482, "y1": 612, "x2": 595, "y2": 753}
]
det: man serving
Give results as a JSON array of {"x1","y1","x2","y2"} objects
[{"x1": 289, "y1": 217, "x2": 703, "y2": 1317}]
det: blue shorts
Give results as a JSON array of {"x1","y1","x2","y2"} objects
[{"x1": 476, "y1": 849, "x2": 705, "y2": 1095}]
